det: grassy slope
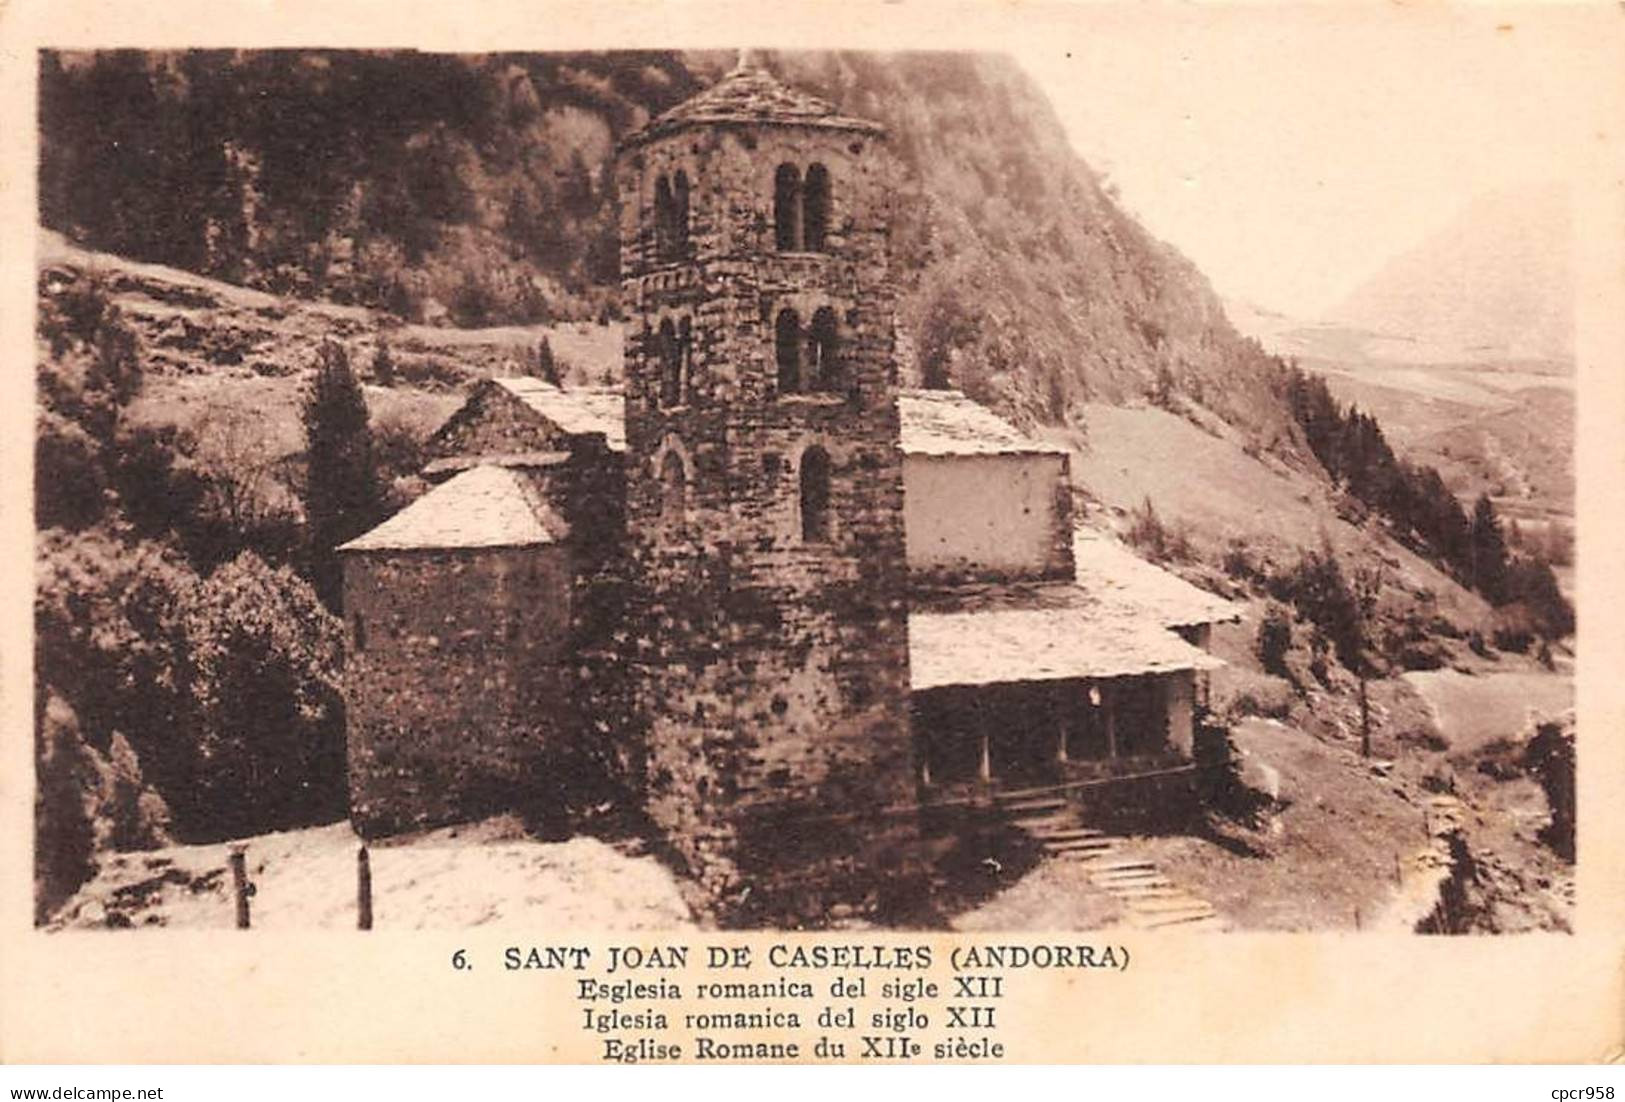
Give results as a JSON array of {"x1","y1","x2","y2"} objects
[
  {"x1": 1136, "y1": 717, "x2": 1430, "y2": 932},
  {"x1": 1061, "y1": 401, "x2": 1495, "y2": 631}
]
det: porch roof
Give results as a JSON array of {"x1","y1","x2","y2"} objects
[
  {"x1": 909, "y1": 603, "x2": 1223, "y2": 691},
  {"x1": 1071, "y1": 528, "x2": 1241, "y2": 628}
]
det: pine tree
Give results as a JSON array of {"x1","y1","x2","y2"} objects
[
  {"x1": 1467, "y1": 494, "x2": 1509, "y2": 603},
  {"x1": 301, "y1": 340, "x2": 383, "y2": 609},
  {"x1": 371, "y1": 337, "x2": 395, "y2": 386},
  {"x1": 532, "y1": 336, "x2": 562, "y2": 386}
]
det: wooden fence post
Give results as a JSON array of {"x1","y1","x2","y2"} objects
[
  {"x1": 357, "y1": 845, "x2": 373, "y2": 931},
  {"x1": 228, "y1": 844, "x2": 251, "y2": 930}
]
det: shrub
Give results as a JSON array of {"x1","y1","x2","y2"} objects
[
  {"x1": 34, "y1": 691, "x2": 100, "y2": 924},
  {"x1": 1126, "y1": 497, "x2": 1191, "y2": 563},
  {"x1": 1267, "y1": 543, "x2": 1363, "y2": 671},
  {"x1": 1255, "y1": 605, "x2": 1292, "y2": 677},
  {"x1": 1523, "y1": 716, "x2": 1575, "y2": 860},
  {"x1": 371, "y1": 338, "x2": 396, "y2": 386},
  {"x1": 180, "y1": 552, "x2": 347, "y2": 837},
  {"x1": 1222, "y1": 540, "x2": 1259, "y2": 581}
]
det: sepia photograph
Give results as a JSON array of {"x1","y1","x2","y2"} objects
[
  {"x1": 29, "y1": 40, "x2": 1584, "y2": 934},
  {"x1": 6, "y1": 0, "x2": 1622, "y2": 1069}
]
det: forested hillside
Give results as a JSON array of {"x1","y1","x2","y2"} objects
[
  {"x1": 35, "y1": 49, "x2": 1573, "y2": 928},
  {"x1": 39, "y1": 49, "x2": 1294, "y2": 442}
]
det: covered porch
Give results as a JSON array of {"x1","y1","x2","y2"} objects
[
  {"x1": 909, "y1": 674, "x2": 1194, "y2": 790},
  {"x1": 907, "y1": 601, "x2": 1221, "y2": 800}
]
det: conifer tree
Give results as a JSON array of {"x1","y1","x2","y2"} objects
[
  {"x1": 302, "y1": 340, "x2": 382, "y2": 609},
  {"x1": 1467, "y1": 493, "x2": 1509, "y2": 603},
  {"x1": 532, "y1": 336, "x2": 562, "y2": 386}
]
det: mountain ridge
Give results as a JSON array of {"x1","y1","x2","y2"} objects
[{"x1": 38, "y1": 49, "x2": 1302, "y2": 457}]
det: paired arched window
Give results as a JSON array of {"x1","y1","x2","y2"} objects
[
  {"x1": 660, "y1": 450, "x2": 688, "y2": 528},
  {"x1": 800, "y1": 446, "x2": 831, "y2": 543},
  {"x1": 654, "y1": 170, "x2": 690, "y2": 260},
  {"x1": 774, "y1": 164, "x2": 800, "y2": 252},
  {"x1": 803, "y1": 164, "x2": 830, "y2": 251},
  {"x1": 773, "y1": 307, "x2": 842, "y2": 395},
  {"x1": 776, "y1": 308, "x2": 802, "y2": 393},
  {"x1": 808, "y1": 307, "x2": 840, "y2": 391},
  {"x1": 773, "y1": 162, "x2": 832, "y2": 252},
  {"x1": 656, "y1": 316, "x2": 693, "y2": 408}
]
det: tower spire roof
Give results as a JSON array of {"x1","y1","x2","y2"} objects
[{"x1": 621, "y1": 56, "x2": 883, "y2": 149}]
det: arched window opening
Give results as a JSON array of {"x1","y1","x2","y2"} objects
[
  {"x1": 800, "y1": 446, "x2": 831, "y2": 543},
  {"x1": 775, "y1": 309, "x2": 802, "y2": 394},
  {"x1": 352, "y1": 613, "x2": 366, "y2": 653},
  {"x1": 658, "y1": 318, "x2": 681, "y2": 408},
  {"x1": 678, "y1": 316, "x2": 693, "y2": 404},
  {"x1": 774, "y1": 163, "x2": 801, "y2": 251},
  {"x1": 672, "y1": 170, "x2": 690, "y2": 255},
  {"x1": 802, "y1": 163, "x2": 831, "y2": 252},
  {"x1": 654, "y1": 174, "x2": 674, "y2": 258},
  {"x1": 660, "y1": 451, "x2": 687, "y2": 528},
  {"x1": 808, "y1": 307, "x2": 840, "y2": 392}
]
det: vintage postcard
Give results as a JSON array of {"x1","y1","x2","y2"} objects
[{"x1": 2, "y1": 0, "x2": 1622, "y2": 1065}]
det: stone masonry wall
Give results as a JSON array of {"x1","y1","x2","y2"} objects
[
  {"x1": 618, "y1": 117, "x2": 920, "y2": 921},
  {"x1": 418, "y1": 379, "x2": 633, "y2": 813},
  {"x1": 342, "y1": 545, "x2": 572, "y2": 837},
  {"x1": 426, "y1": 381, "x2": 576, "y2": 467}
]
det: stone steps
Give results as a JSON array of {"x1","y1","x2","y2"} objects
[
  {"x1": 1000, "y1": 797, "x2": 1070, "y2": 815},
  {"x1": 994, "y1": 793, "x2": 1226, "y2": 933},
  {"x1": 1024, "y1": 825, "x2": 1106, "y2": 840}
]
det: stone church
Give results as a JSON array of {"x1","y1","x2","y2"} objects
[{"x1": 339, "y1": 58, "x2": 1237, "y2": 914}]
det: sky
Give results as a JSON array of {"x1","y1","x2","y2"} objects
[{"x1": 1012, "y1": 5, "x2": 1618, "y2": 320}]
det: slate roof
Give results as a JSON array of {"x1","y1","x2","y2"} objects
[
  {"x1": 1071, "y1": 529, "x2": 1241, "y2": 628},
  {"x1": 338, "y1": 466, "x2": 564, "y2": 553},
  {"x1": 909, "y1": 602, "x2": 1223, "y2": 691},
  {"x1": 622, "y1": 57, "x2": 884, "y2": 148},
  {"x1": 422, "y1": 451, "x2": 572, "y2": 478},
  {"x1": 493, "y1": 378, "x2": 626, "y2": 452},
  {"x1": 897, "y1": 389, "x2": 1070, "y2": 458}
]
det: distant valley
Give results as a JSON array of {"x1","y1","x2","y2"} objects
[{"x1": 1224, "y1": 185, "x2": 1575, "y2": 574}]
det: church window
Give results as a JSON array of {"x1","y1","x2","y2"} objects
[
  {"x1": 658, "y1": 318, "x2": 682, "y2": 407},
  {"x1": 800, "y1": 445, "x2": 831, "y2": 543},
  {"x1": 672, "y1": 170, "x2": 690, "y2": 255},
  {"x1": 808, "y1": 306, "x2": 840, "y2": 391},
  {"x1": 775, "y1": 309, "x2": 802, "y2": 394},
  {"x1": 352, "y1": 613, "x2": 366, "y2": 652},
  {"x1": 774, "y1": 163, "x2": 801, "y2": 251},
  {"x1": 803, "y1": 163, "x2": 830, "y2": 252},
  {"x1": 661, "y1": 450, "x2": 688, "y2": 527},
  {"x1": 654, "y1": 174, "x2": 674, "y2": 258}
]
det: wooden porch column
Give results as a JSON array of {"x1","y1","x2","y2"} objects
[
  {"x1": 1104, "y1": 682, "x2": 1118, "y2": 760},
  {"x1": 1056, "y1": 685, "x2": 1070, "y2": 763},
  {"x1": 978, "y1": 705, "x2": 992, "y2": 783}
]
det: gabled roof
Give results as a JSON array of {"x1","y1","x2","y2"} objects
[
  {"x1": 339, "y1": 466, "x2": 564, "y2": 553},
  {"x1": 898, "y1": 389, "x2": 1070, "y2": 458},
  {"x1": 1071, "y1": 529, "x2": 1241, "y2": 628},
  {"x1": 492, "y1": 378, "x2": 626, "y2": 452},
  {"x1": 622, "y1": 58, "x2": 884, "y2": 149},
  {"x1": 910, "y1": 602, "x2": 1222, "y2": 691},
  {"x1": 422, "y1": 451, "x2": 572, "y2": 479}
]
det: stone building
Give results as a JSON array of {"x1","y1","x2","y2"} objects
[{"x1": 339, "y1": 58, "x2": 1239, "y2": 913}]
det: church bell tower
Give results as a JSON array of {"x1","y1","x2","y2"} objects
[{"x1": 616, "y1": 56, "x2": 917, "y2": 921}]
